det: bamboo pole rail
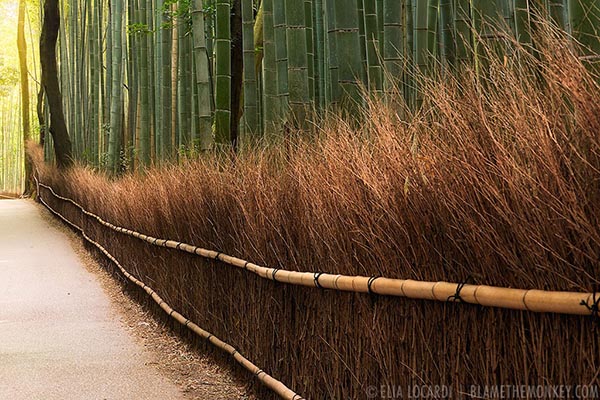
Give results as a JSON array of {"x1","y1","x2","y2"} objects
[
  {"x1": 36, "y1": 179, "x2": 304, "y2": 400},
  {"x1": 37, "y1": 180, "x2": 599, "y2": 317}
]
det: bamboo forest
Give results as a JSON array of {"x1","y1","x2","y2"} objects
[{"x1": 1, "y1": 0, "x2": 600, "y2": 399}]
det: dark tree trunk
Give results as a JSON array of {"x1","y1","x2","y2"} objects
[
  {"x1": 230, "y1": 0, "x2": 243, "y2": 150},
  {"x1": 18, "y1": 0, "x2": 32, "y2": 194},
  {"x1": 37, "y1": 88, "x2": 46, "y2": 148},
  {"x1": 40, "y1": 0, "x2": 73, "y2": 169}
]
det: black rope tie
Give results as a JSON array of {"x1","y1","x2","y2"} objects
[
  {"x1": 314, "y1": 272, "x2": 324, "y2": 289},
  {"x1": 176, "y1": 242, "x2": 183, "y2": 250},
  {"x1": 447, "y1": 276, "x2": 474, "y2": 303},
  {"x1": 169, "y1": 310, "x2": 175, "y2": 317},
  {"x1": 207, "y1": 334, "x2": 214, "y2": 341},
  {"x1": 152, "y1": 238, "x2": 159, "y2": 245},
  {"x1": 214, "y1": 252, "x2": 222, "y2": 261},
  {"x1": 272, "y1": 268, "x2": 280, "y2": 281},
  {"x1": 367, "y1": 276, "x2": 381, "y2": 295},
  {"x1": 244, "y1": 261, "x2": 250, "y2": 270},
  {"x1": 185, "y1": 319, "x2": 191, "y2": 327},
  {"x1": 580, "y1": 288, "x2": 600, "y2": 325}
]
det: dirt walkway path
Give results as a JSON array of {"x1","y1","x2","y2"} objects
[{"x1": 0, "y1": 199, "x2": 249, "y2": 399}]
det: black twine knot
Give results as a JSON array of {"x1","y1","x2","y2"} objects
[
  {"x1": 367, "y1": 276, "x2": 381, "y2": 295},
  {"x1": 314, "y1": 272, "x2": 325, "y2": 289},
  {"x1": 447, "y1": 276, "x2": 474, "y2": 303},
  {"x1": 271, "y1": 268, "x2": 280, "y2": 281},
  {"x1": 214, "y1": 252, "x2": 222, "y2": 260},
  {"x1": 580, "y1": 289, "x2": 600, "y2": 324}
]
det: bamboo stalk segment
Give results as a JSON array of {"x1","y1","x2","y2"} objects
[
  {"x1": 37, "y1": 185, "x2": 305, "y2": 400},
  {"x1": 38, "y1": 180, "x2": 597, "y2": 317}
]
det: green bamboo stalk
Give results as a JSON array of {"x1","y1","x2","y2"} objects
[
  {"x1": 427, "y1": 0, "x2": 439, "y2": 64},
  {"x1": 193, "y1": 0, "x2": 214, "y2": 150},
  {"x1": 138, "y1": 0, "x2": 151, "y2": 165},
  {"x1": 376, "y1": 0, "x2": 384, "y2": 56},
  {"x1": 546, "y1": 0, "x2": 569, "y2": 29},
  {"x1": 314, "y1": 0, "x2": 325, "y2": 108},
  {"x1": 205, "y1": 0, "x2": 215, "y2": 112},
  {"x1": 363, "y1": 0, "x2": 382, "y2": 94},
  {"x1": 88, "y1": 0, "x2": 99, "y2": 165},
  {"x1": 569, "y1": 0, "x2": 600, "y2": 56},
  {"x1": 160, "y1": 0, "x2": 172, "y2": 159},
  {"x1": 454, "y1": 0, "x2": 472, "y2": 62},
  {"x1": 178, "y1": 25, "x2": 192, "y2": 150},
  {"x1": 357, "y1": 0, "x2": 367, "y2": 81},
  {"x1": 147, "y1": 0, "x2": 156, "y2": 162},
  {"x1": 215, "y1": 0, "x2": 231, "y2": 146},
  {"x1": 127, "y1": 0, "x2": 138, "y2": 168},
  {"x1": 383, "y1": 0, "x2": 403, "y2": 96},
  {"x1": 514, "y1": 0, "x2": 531, "y2": 45},
  {"x1": 240, "y1": 0, "x2": 259, "y2": 138},
  {"x1": 262, "y1": 0, "x2": 278, "y2": 134},
  {"x1": 331, "y1": 0, "x2": 365, "y2": 109},
  {"x1": 304, "y1": 0, "x2": 315, "y2": 102},
  {"x1": 155, "y1": 0, "x2": 164, "y2": 161},
  {"x1": 325, "y1": 0, "x2": 340, "y2": 104},
  {"x1": 108, "y1": 0, "x2": 123, "y2": 172},
  {"x1": 414, "y1": 0, "x2": 428, "y2": 74},
  {"x1": 439, "y1": 0, "x2": 454, "y2": 66},
  {"x1": 285, "y1": 0, "x2": 310, "y2": 126},
  {"x1": 103, "y1": 0, "x2": 111, "y2": 155},
  {"x1": 273, "y1": 0, "x2": 289, "y2": 115}
]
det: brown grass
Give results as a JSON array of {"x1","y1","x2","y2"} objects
[{"x1": 34, "y1": 24, "x2": 600, "y2": 399}]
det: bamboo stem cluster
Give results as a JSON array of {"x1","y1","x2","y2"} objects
[{"x1": 36, "y1": 0, "x2": 596, "y2": 170}]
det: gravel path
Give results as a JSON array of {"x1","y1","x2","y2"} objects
[{"x1": 0, "y1": 199, "x2": 247, "y2": 399}]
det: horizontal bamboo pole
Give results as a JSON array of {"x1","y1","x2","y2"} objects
[
  {"x1": 36, "y1": 183, "x2": 304, "y2": 400},
  {"x1": 37, "y1": 180, "x2": 599, "y2": 317}
]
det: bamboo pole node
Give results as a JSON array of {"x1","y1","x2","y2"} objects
[
  {"x1": 333, "y1": 275, "x2": 342, "y2": 290},
  {"x1": 522, "y1": 290, "x2": 531, "y2": 311},
  {"x1": 447, "y1": 276, "x2": 473, "y2": 303}
]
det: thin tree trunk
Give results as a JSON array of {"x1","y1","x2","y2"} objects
[
  {"x1": 18, "y1": 0, "x2": 32, "y2": 194},
  {"x1": 40, "y1": 0, "x2": 73, "y2": 169}
]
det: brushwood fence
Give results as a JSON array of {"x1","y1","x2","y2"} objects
[{"x1": 36, "y1": 176, "x2": 600, "y2": 399}]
